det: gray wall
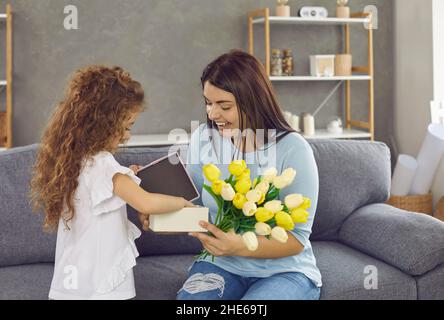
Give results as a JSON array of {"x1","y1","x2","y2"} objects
[{"x1": 0, "y1": 0, "x2": 394, "y2": 151}]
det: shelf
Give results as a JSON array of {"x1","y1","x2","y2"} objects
[
  {"x1": 252, "y1": 16, "x2": 370, "y2": 26},
  {"x1": 0, "y1": 14, "x2": 7, "y2": 19},
  {"x1": 303, "y1": 129, "x2": 372, "y2": 140},
  {"x1": 270, "y1": 75, "x2": 372, "y2": 81},
  {"x1": 0, "y1": 148, "x2": 7, "y2": 152},
  {"x1": 120, "y1": 134, "x2": 190, "y2": 147},
  {"x1": 0, "y1": 80, "x2": 6, "y2": 86}
]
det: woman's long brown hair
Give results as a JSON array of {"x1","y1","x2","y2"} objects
[
  {"x1": 30, "y1": 65, "x2": 145, "y2": 232},
  {"x1": 201, "y1": 50, "x2": 296, "y2": 157}
]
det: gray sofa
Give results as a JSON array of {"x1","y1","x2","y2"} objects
[{"x1": 1, "y1": 140, "x2": 443, "y2": 300}]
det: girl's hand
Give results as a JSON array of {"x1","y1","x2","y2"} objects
[
  {"x1": 129, "y1": 165, "x2": 143, "y2": 175},
  {"x1": 188, "y1": 221, "x2": 245, "y2": 257},
  {"x1": 182, "y1": 198, "x2": 197, "y2": 208}
]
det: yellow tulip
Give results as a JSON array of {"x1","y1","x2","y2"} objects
[
  {"x1": 301, "y1": 197, "x2": 311, "y2": 210},
  {"x1": 233, "y1": 193, "x2": 247, "y2": 209},
  {"x1": 291, "y1": 208, "x2": 310, "y2": 224},
  {"x1": 236, "y1": 168, "x2": 251, "y2": 181},
  {"x1": 255, "y1": 207, "x2": 274, "y2": 222},
  {"x1": 211, "y1": 180, "x2": 225, "y2": 195},
  {"x1": 235, "y1": 178, "x2": 251, "y2": 194},
  {"x1": 229, "y1": 160, "x2": 247, "y2": 177},
  {"x1": 275, "y1": 211, "x2": 295, "y2": 231},
  {"x1": 203, "y1": 164, "x2": 221, "y2": 182}
]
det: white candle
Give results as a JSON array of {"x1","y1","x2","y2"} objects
[
  {"x1": 283, "y1": 111, "x2": 292, "y2": 123},
  {"x1": 303, "y1": 114, "x2": 315, "y2": 136},
  {"x1": 290, "y1": 115, "x2": 300, "y2": 131}
]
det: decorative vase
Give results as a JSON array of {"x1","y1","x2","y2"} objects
[
  {"x1": 335, "y1": 54, "x2": 352, "y2": 76},
  {"x1": 336, "y1": 6, "x2": 350, "y2": 18}
]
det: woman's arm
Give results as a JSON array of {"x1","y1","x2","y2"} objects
[
  {"x1": 190, "y1": 221, "x2": 303, "y2": 258},
  {"x1": 112, "y1": 173, "x2": 194, "y2": 215}
]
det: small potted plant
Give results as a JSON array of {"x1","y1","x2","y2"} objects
[
  {"x1": 276, "y1": 0, "x2": 291, "y2": 17},
  {"x1": 336, "y1": 0, "x2": 350, "y2": 18}
]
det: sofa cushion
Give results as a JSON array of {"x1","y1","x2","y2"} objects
[
  {"x1": 415, "y1": 263, "x2": 444, "y2": 300},
  {"x1": 309, "y1": 140, "x2": 391, "y2": 240},
  {"x1": 339, "y1": 204, "x2": 444, "y2": 276},
  {"x1": 0, "y1": 255, "x2": 195, "y2": 300},
  {"x1": 0, "y1": 263, "x2": 53, "y2": 300},
  {"x1": 313, "y1": 241, "x2": 417, "y2": 300},
  {"x1": 0, "y1": 145, "x2": 56, "y2": 267},
  {"x1": 134, "y1": 255, "x2": 195, "y2": 300}
]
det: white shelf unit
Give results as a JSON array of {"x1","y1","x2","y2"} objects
[
  {"x1": 252, "y1": 16, "x2": 371, "y2": 26},
  {"x1": 0, "y1": 14, "x2": 6, "y2": 19},
  {"x1": 0, "y1": 80, "x2": 6, "y2": 86},
  {"x1": 248, "y1": 8, "x2": 375, "y2": 141},
  {"x1": 270, "y1": 75, "x2": 372, "y2": 81}
]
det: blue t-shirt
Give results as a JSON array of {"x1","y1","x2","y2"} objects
[{"x1": 186, "y1": 124, "x2": 322, "y2": 287}]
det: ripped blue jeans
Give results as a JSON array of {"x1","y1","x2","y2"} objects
[{"x1": 176, "y1": 262, "x2": 321, "y2": 300}]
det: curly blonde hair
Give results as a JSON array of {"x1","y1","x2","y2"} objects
[{"x1": 30, "y1": 65, "x2": 145, "y2": 232}]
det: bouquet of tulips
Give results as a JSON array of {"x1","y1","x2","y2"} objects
[{"x1": 198, "y1": 160, "x2": 311, "y2": 260}]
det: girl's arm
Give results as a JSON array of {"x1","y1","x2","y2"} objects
[{"x1": 112, "y1": 173, "x2": 194, "y2": 215}]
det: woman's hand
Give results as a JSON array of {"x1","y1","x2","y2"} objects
[
  {"x1": 138, "y1": 212, "x2": 150, "y2": 231},
  {"x1": 188, "y1": 221, "x2": 246, "y2": 257}
]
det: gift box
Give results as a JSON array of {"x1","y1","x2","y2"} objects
[{"x1": 149, "y1": 207, "x2": 209, "y2": 233}]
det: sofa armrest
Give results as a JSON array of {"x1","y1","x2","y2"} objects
[{"x1": 338, "y1": 203, "x2": 444, "y2": 276}]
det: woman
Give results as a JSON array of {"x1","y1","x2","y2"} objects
[{"x1": 177, "y1": 50, "x2": 321, "y2": 300}]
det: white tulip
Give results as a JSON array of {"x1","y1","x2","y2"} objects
[
  {"x1": 242, "y1": 232, "x2": 259, "y2": 251},
  {"x1": 242, "y1": 201, "x2": 257, "y2": 217},
  {"x1": 221, "y1": 183, "x2": 235, "y2": 201},
  {"x1": 262, "y1": 167, "x2": 278, "y2": 183},
  {"x1": 255, "y1": 222, "x2": 272, "y2": 236},
  {"x1": 246, "y1": 189, "x2": 262, "y2": 203},
  {"x1": 255, "y1": 181, "x2": 270, "y2": 194},
  {"x1": 273, "y1": 168, "x2": 297, "y2": 189},
  {"x1": 285, "y1": 194, "x2": 304, "y2": 210},
  {"x1": 281, "y1": 168, "x2": 297, "y2": 185},
  {"x1": 271, "y1": 226, "x2": 289, "y2": 243},
  {"x1": 264, "y1": 200, "x2": 283, "y2": 213},
  {"x1": 273, "y1": 175, "x2": 290, "y2": 189}
]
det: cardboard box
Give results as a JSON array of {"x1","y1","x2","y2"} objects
[{"x1": 149, "y1": 207, "x2": 209, "y2": 233}]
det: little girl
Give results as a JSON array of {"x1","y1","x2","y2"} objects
[{"x1": 31, "y1": 65, "x2": 193, "y2": 300}]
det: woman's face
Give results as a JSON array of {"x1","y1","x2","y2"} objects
[{"x1": 204, "y1": 81, "x2": 241, "y2": 137}]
